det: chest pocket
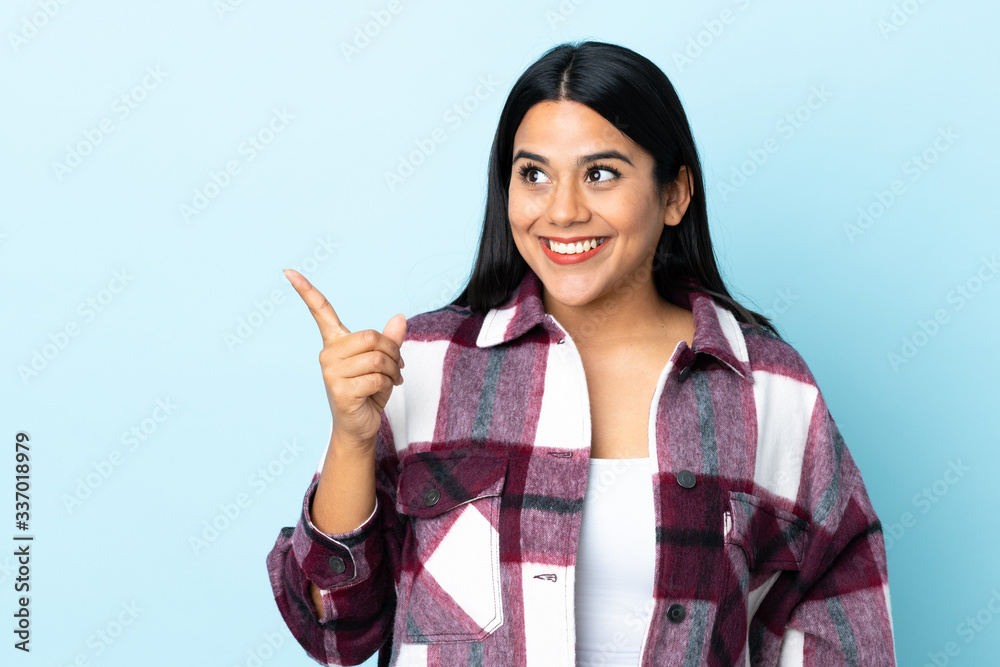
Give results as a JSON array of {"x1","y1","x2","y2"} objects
[
  {"x1": 724, "y1": 491, "x2": 809, "y2": 574},
  {"x1": 395, "y1": 448, "x2": 508, "y2": 643}
]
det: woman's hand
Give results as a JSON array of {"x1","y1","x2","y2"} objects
[{"x1": 283, "y1": 269, "x2": 406, "y2": 455}]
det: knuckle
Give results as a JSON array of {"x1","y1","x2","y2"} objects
[{"x1": 358, "y1": 329, "x2": 378, "y2": 347}]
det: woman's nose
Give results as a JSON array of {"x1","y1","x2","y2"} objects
[{"x1": 545, "y1": 180, "x2": 588, "y2": 225}]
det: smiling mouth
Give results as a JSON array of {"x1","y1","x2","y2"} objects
[
  {"x1": 538, "y1": 236, "x2": 610, "y2": 264},
  {"x1": 542, "y1": 236, "x2": 609, "y2": 255}
]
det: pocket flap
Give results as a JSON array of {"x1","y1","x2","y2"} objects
[
  {"x1": 725, "y1": 491, "x2": 809, "y2": 572},
  {"x1": 396, "y1": 448, "x2": 509, "y2": 519}
]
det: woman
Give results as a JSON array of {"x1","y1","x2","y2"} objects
[{"x1": 266, "y1": 41, "x2": 897, "y2": 666}]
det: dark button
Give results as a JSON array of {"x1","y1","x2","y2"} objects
[
  {"x1": 676, "y1": 470, "x2": 696, "y2": 488},
  {"x1": 667, "y1": 603, "x2": 686, "y2": 623},
  {"x1": 558, "y1": 338, "x2": 565, "y2": 344},
  {"x1": 678, "y1": 365, "x2": 692, "y2": 381},
  {"x1": 328, "y1": 555, "x2": 346, "y2": 574},
  {"x1": 423, "y1": 488, "x2": 440, "y2": 506}
]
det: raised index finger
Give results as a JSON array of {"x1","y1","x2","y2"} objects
[{"x1": 283, "y1": 269, "x2": 350, "y2": 346}]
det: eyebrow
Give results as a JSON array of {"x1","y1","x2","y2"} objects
[{"x1": 512, "y1": 149, "x2": 635, "y2": 167}]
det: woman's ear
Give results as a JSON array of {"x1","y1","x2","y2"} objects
[{"x1": 662, "y1": 165, "x2": 692, "y2": 227}]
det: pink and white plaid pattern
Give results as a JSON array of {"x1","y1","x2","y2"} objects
[{"x1": 266, "y1": 267, "x2": 897, "y2": 666}]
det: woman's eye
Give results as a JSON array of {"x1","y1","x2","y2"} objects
[
  {"x1": 587, "y1": 168, "x2": 617, "y2": 182},
  {"x1": 521, "y1": 168, "x2": 550, "y2": 184}
]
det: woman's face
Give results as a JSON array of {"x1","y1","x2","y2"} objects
[{"x1": 508, "y1": 99, "x2": 689, "y2": 313}]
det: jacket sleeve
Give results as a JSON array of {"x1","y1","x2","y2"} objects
[
  {"x1": 761, "y1": 391, "x2": 898, "y2": 666},
  {"x1": 265, "y1": 409, "x2": 405, "y2": 666}
]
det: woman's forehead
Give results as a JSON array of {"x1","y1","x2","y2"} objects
[{"x1": 512, "y1": 101, "x2": 642, "y2": 158}]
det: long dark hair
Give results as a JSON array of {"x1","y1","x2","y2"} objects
[{"x1": 450, "y1": 40, "x2": 782, "y2": 340}]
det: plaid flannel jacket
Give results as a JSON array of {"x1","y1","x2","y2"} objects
[{"x1": 266, "y1": 267, "x2": 897, "y2": 666}]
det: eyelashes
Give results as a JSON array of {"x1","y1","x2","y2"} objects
[{"x1": 516, "y1": 161, "x2": 623, "y2": 186}]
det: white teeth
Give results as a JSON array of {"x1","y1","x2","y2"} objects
[{"x1": 548, "y1": 237, "x2": 604, "y2": 255}]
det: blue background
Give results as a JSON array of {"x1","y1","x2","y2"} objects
[{"x1": 3, "y1": 1, "x2": 998, "y2": 665}]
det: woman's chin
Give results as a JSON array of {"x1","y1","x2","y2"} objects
[{"x1": 540, "y1": 278, "x2": 606, "y2": 311}]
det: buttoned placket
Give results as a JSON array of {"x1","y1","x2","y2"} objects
[
  {"x1": 545, "y1": 318, "x2": 590, "y2": 665},
  {"x1": 636, "y1": 340, "x2": 699, "y2": 667},
  {"x1": 548, "y1": 314, "x2": 700, "y2": 667}
]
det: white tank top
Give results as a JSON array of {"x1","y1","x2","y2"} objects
[{"x1": 574, "y1": 456, "x2": 656, "y2": 666}]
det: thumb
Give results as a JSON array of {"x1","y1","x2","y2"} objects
[{"x1": 382, "y1": 312, "x2": 407, "y2": 349}]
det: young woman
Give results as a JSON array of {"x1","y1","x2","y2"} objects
[{"x1": 267, "y1": 41, "x2": 897, "y2": 666}]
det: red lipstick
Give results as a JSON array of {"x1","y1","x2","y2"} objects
[{"x1": 539, "y1": 236, "x2": 608, "y2": 265}]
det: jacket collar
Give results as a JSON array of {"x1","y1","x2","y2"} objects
[{"x1": 475, "y1": 267, "x2": 754, "y2": 384}]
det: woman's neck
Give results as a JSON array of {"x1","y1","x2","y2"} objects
[{"x1": 542, "y1": 277, "x2": 692, "y2": 350}]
